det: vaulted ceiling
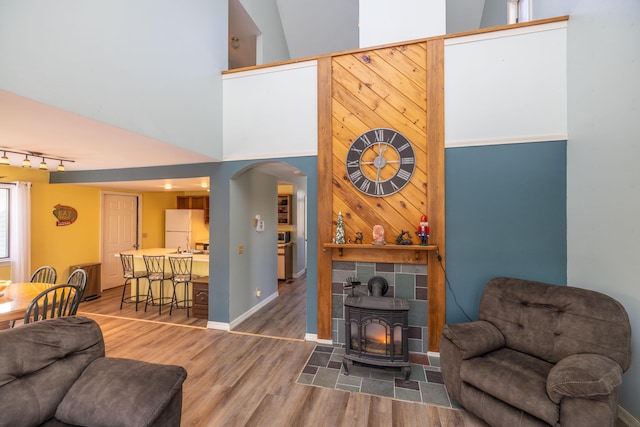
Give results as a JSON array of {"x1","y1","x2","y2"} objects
[{"x1": 0, "y1": 1, "x2": 487, "y2": 190}]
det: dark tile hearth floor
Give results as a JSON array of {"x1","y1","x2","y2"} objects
[{"x1": 297, "y1": 345, "x2": 457, "y2": 408}]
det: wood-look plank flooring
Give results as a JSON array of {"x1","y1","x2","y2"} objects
[
  {"x1": 81, "y1": 314, "x2": 485, "y2": 427},
  {"x1": 78, "y1": 276, "x2": 307, "y2": 340},
  {"x1": 232, "y1": 277, "x2": 307, "y2": 340},
  {"x1": 77, "y1": 276, "x2": 487, "y2": 426}
]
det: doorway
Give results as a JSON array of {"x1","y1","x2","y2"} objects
[
  {"x1": 227, "y1": 162, "x2": 308, "y2": 340},
  {"x1": 101, "y1": 192, "x2": 142, "y2": 290}
]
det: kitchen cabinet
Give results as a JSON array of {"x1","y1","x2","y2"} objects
[
  {"x1": 277, "y1": 195, "x2": 291, "y2": 225},
  {"x1": 277, "y1": 243, "x2": 293, "y2": 280},
  {"x1": 192, "y1": 276, "x2": 209, "y2": 319},
  {"x1": 69, "y1": 262, "x2": 101, "y2": 301},
  {"x1": 177, "y1": 196, "x2": 209, "y2": 223}
]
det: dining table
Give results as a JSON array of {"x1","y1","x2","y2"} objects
[{"x1": 0, "y1": 281, "x2": 56, "y2": 323}]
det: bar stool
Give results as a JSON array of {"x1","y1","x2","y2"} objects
[
  {"x1": 119, "y1": 254, "x2": 148, "y2": 311},
  {"x1": 168, "y1": 256, "x2": 197, "y2": 317},
  {"x1": 143, "y1": 255, "x2": 173, "y2": 315}
]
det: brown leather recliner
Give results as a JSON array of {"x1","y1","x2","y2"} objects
[{"x1": 440, "y1": 277, "x2": 631, "y2": 427}]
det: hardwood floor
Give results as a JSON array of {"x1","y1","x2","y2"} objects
[
  {"x1": 77, "y1": 277, "x2": 487, "y2": 426},
  {"x1": 79, "y1": 275, "x2": 307, "y2": 339},
  {"x1": 233, "y1": 277, "x2": 307, "y2": 340},
  {"x1": 81, "y1": 314, "x2": 484, "y2": 426}
]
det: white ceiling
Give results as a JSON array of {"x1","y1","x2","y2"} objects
[
  {"x1": 0, "y1": 89, "x2": 219, "y2": 192},
  {"x1": 0, "y1": 90, "x2": 216, "y2": 171}
]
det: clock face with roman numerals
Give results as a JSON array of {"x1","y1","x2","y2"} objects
[{"x1": 346, "y1": 128, "x2": 416, "y2": 197}]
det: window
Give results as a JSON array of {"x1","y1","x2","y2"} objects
[{"x1": 0, "y1": 186, "x2": 9, "y2": 259}]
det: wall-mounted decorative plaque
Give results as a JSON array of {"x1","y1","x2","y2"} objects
[{"x1": 53, "y1": 204, "x2": 78, "y2": 226}]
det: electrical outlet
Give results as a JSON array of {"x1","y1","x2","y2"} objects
[
  {"x1": 256, "y1": 288, "x2": 261, "y2": 297},
  {"x1": 238, "y1": 245, "x2": 244, "y2": 254}
]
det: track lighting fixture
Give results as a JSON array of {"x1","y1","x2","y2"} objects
[{"x1": 0, "y1": 148, "x2": 74, "y2": 171}]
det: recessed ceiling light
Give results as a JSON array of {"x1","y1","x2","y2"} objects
[{"x1": 164, "y1": 184, "x2": 173, "y2": 190}]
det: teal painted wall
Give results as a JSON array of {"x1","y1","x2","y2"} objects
[{"x1": 444, "y1": 141, "x2": 567, "y2": 323}]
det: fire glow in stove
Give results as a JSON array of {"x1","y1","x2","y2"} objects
[{"x1": 342, "y1": 277, "x2": 411, "y2": 380}]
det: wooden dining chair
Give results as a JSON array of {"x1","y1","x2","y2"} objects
[
  {"x1": 9, "y1": 266, "x2": 59, "y2": 327},
  {"x1": 65, "y1": 269, "x2": 87, "y2": 312},
  {"x1": 23, "y1": 284, "x2": 81, "y2": 324},
  {"x1": 30, "y1": 266, "x2": 57, "y2": 284}
]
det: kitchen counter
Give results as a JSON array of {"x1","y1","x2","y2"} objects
[
  {"x1": 118, "y1": 248, "x2": 210, "y2": 303},
  {"x1": 277, "y1": 243, "x2": 293, "y2": 280},
  {"x1": 120, "y1": 248, "x2": 209, "y2": 263}
]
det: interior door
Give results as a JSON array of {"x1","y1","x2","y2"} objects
[{"x1": 102, "y1": 193, "x2": 141, "y2": 290}]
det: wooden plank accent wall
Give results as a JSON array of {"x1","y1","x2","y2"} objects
[
  {"x1": 331, "y1": 44, "x2": 428, "y2": 243},
  {"x1": 317, "y1": 39, "x2": 445, "y2": 350}
]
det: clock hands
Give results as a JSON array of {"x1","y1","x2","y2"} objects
[{"x1": 375, "y1": 145, "x2": 387, "y2": 182}]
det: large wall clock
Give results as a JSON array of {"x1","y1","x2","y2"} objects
[{"x1": 346, "y1": 128, "x2": 416, "y2": 197}]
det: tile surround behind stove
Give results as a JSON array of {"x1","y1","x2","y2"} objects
[{"x1": 331, "y1": 261, "x2": 428, "y2": 355}]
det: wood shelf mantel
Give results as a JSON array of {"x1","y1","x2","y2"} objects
[{"x1": 323, "y1": 243, "x2": 438, "y2": 260}]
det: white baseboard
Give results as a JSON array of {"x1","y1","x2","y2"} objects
[
  {"x1": 207, "y1": 321, "x2": 230, "y2": 331},
  {"x1": 228, "y1": 291, "x2": 279, "y2": 329},
  {"x1": 317, "y1": 338, "x2": 333, "y2": 345},
  {"x1": 304, "y1": 333, "x2": 317, "y2": 342},
  {"x1": 618, "y1": 405, "x2": 640, "y2": 427},
  {"x1": 294, "y1": 268, "x2": 306, "y2": 279}
]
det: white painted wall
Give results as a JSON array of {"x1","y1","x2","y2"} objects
[
  {"x1": 0, "y1": 0, "x2": 226, "y2": 159},
  {"x1": 277, "y1": 0, "x2": 359, "y2": 58},
  {"x1": 446, "y1": 0, "x2": 486, "y2": 34},
  {"x1": 359, "y1": 0, "x2": 445, "y2": 48},
  {"x1": 222, "y1": 61, "x2": 318, "y2": 160},
  {"x1": 239, "y1": 0, "x2": 290, "y2": 64},
  {"x1": 444, "y1": 22, "x2": 567, "y2": 147},
  {"x1": 564, "y1": 0, "x2": 640, "y2": 419}
]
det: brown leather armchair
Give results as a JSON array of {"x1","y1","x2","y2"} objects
[{"x1": 441, "y1": 277, "x2": 631, "y2": 427}]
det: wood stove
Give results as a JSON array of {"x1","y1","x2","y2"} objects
[{"x1": 342, "y1": 294, "x2": 411, "y2": 380}]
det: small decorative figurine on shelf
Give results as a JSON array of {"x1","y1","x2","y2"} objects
[
  {"x1": 416, "y1": 214, "x2": 430, "y2": 246},
  {"x1": 335, "y1": 212, "x2": 346, "y2": 244},
  {"x1": 354, "y1": 232, "x2": 363, "y2": 244},
  {"x1": 372, "y1": 225, "x2": 385, "y2": 245},
  {"x1": 395, "y1": 230, "x2": 413, "y2": 245}
]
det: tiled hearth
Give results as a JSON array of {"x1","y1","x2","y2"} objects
[{"x1": 297, "y1": 345, "x2": 455, "y2": 408}]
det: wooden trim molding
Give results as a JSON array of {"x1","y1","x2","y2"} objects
[
  {"x1": 317, "y1": 56, "x2": 333, "y2": 340},
  {"x1": 426, "y1": 38, "x2": 446, "y2": 351}
]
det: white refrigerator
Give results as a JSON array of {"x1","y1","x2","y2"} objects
[{"x1": 165, "y1": 209, "x2": 208, "y2": 250}]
